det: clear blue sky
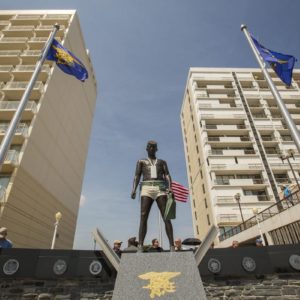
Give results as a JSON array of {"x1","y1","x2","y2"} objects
[{"x1": 2, "y1": 1, "x2": 300, "y2": 249}]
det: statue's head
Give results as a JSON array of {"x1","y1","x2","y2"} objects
[{"x1": 146, "y1": 140, "x2": 158, "y2": 155}]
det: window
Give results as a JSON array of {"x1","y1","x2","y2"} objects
[
  {"x1": 235, "y1": 157, "x2": 238, "y2": 164},
  {"x1": 202, "y1": 184, "x2": 205, "y2": 194},
  {"x1": 200, "y1": 170, "x2": 203, "y2": 179},
  {"x1": 0, "y1": 175, "x2": 10, "y2": 188},
  {"x1": 204, "y1": 198, "x2": 208, "y2": 208},
  {"x1": 206, "y1": 158, "x2": 209, "y2": 166},
  {"x1": 216, "y1": 175, "x2": 234, "y2": 185},
  {"x1": 196, "y1": 146, "x2": 199, "y2": 154},
  {"x1": 198, "y1": 158, "x2": 201, "y2": 166},
  {"x1": 196, "y1": 226, "x2": 199, "y2": 235},
  {"x1": 194, "y1": 211, "x2": 197, "y2": 220},
  {"x1": 207, "y1": 214, "x2": 211, "y2": 226},
  {"x1": 193, "y1": 199, "x2": 195, "y2": 208}
]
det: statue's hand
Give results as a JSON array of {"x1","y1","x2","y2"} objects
[{"x1": 131, "y1": 191, "x2": 136, "y2": 199}]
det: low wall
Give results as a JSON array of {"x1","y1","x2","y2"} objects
[{"x1": 0, "y1": 245, "x2": 299, "y2": 299}]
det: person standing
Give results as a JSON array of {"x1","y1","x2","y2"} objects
[
  {"x1": 0, "y1": 227, "x2": 13, "y2": 249},
  {"x1": 149, "y1": 238, "x2": 163, "y2": 252},
  {"x1": 113, "y1": 240, "x2": 122, "y2": 257}
]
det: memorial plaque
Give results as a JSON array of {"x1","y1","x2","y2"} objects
[
  {"x1": 53, "y1": 259, "x2": 67, "y2": 275},
  {"x1": 3, "y1": 259, "x2": 19, "y2": 275},
  {"x1": 207, "y1": 258, "x2": 221, "y2": 274},
  {"x1": 89, "y1": 260, "x2": 103, "y2": 275},
  {"x1": 242, "y1": 256, "x2": 256, "y2": 272},
  {"x1": 112, "y1": 252, "x2": 206, "y2": 300},
  {"x1": 289, "y1": 254, "x2": 300, "y2": 271}
]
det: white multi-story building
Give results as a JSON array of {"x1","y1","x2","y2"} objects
[
  {"x1": 181, "y1": 68, "x2": 300, "y2": 245},
  {"x1": 0, "y1": 10, "x2": 97, "y2": 248}
]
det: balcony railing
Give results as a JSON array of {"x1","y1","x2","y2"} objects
[
  {"x1": 4, "y1": 81, "x2": 43, "y2": 90},
  {"x1": 0, "y1": 101, "x2": 37, "y2": 112},
  {"x1": 214, "y1": 178, "x2": 265, "y2": 185},
  {"x1": 219, "y1": 189, "x2": 300, "y2": 242},
  {"x1": 0, "y1": 66, "x2": 13, "y2": 72},
  {"x1": 21, "y1": 50, "x2": 40, "y2": 56},
  {"x1": 13, "y1": 65, "x2": 50, "y2": 72},
  {"x1": 0, "y1": 123, "x2": 28, "y2": 136},
  {"x1": 5, "y1": 150, "x2": 19, "y2": 165},
  {"x1": 211, "y1": 163, "x2": 262, "y2": 170},
  {"x1": 4, "y1": 25, "x2": 35, "y2": 30},
  {"x1": 0, "y1": 37, "x2": 28, "y2": 42},
  {"x1": 0, "y1": 50, "x2": 21, "y2": 56}
]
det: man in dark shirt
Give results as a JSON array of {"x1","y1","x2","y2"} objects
[{"x1": 131, "y1": 141, "x2": 174, "y2": 251}]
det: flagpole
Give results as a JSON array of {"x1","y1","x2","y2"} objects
[
  {"x1": 158, "y1": 210, "x2": 163, "y2": 248},
  {"x1": 241, "y1": 24, "x2": 300, "y2": 153},
  {"x1": 0, "y1": 24, "x2": 60, "y2": 166}
]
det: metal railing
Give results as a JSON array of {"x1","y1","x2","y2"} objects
[
  {"x1": 4, "y1": 81, "x2": 43, "y2": 90},
  {"x1": 21, "y1": 50, "x2": 40, "y2": 56},
  {"x1": 13, "y1": 65, "x2": 50, "y2": 72},
  {"x1": 0, "y1": 123, "x2": 28, "y2": 136},
  {"x1": 0, "y1": 50, "x2": 21, "y2": 56},
  {"x1": 219, "y1": 190, "x2": 300, "y2": 242},
  {"x1": 0, "y1": 37, "x2": 28, "y2": 42},
  {"x1": 0, "y1": 101, "x2": 37, "y2": 112},
  {"x1": 4, "y1": 150, "x2": 19, "y2": 165}
]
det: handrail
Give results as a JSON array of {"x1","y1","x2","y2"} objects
[{"x1": 219, "y1": 189, "x2": 300, "y2": 241}]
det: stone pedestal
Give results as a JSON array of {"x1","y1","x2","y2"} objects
[{"x1": 112, "y1": 252, "x2": 206, "y2": 300}]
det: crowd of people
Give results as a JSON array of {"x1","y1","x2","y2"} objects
[{"x1": 112, "y1": 237, "x2": 194, "y2": 257}]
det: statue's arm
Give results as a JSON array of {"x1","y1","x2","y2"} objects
[
  {"x1": 163, "y1": 160, "x2": 173, "y2": 193},
  {"x1": 131, "y1": 160, "x2": 142, "y2": 199}
]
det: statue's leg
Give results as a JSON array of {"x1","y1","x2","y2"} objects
[
  {"x1": 139, "y1": 196, "x2": 154, "y2": 246},
  {"x1": 156, "y1": 195, "x2": 174, "y2": 247}
]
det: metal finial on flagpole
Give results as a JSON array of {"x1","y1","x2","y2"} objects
[
  {"x1": 241, "y1": 24, "x2": 300, "y2": 154},
  {"x1": 0, "y1": 24, "x2": 60, "y2": 167}
]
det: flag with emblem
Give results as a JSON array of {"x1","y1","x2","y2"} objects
[
  {"x1": 171, "y1": 181, "x2": 189, "y2": 202},
  {"x1": 250, "y1": 34, "x2": 297, "y2": 86},
  {"x1": 46, "y1": 39, "x2": 88, "y2": 81}
]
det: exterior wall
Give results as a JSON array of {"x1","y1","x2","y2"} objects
[
  {"x1": 181, "y1": 68, "x2": 300, "y2": 245},
  {"x1": 0, "y1": 11, "x2": 97, "y2": 248},
  {"x1": 0, "y1": 247, "x2": 300, "y2": 300}
]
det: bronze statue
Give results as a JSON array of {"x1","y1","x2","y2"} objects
[{"x1": 131, "y1": 140, "x2": 174, "y2": 250}]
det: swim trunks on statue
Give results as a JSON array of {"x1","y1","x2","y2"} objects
[{"x1": 140, "y1": 181, "x2": 167, "y2": 200}]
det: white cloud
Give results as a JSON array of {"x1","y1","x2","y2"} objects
[{"x1": 80, "y1": 195, "x2": 87, "y2": 207}]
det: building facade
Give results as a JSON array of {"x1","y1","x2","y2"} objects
[
  {"x1": 181, "y1": 68, "x2": 300, "y2": 245},
  {"x1": 0, "y1": 10, "x2": 97, "y2": 248}
]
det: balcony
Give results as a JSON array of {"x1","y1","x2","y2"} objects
[
  {"x1": 0, "y1": 37, "x2": 28, "y2": 50},
  {"x1": 199, "y1": 113, "x2": 246, "y2": 120},
  {"x1": 0, "y1": 123, "x2": 29, "y2": 143},
  {"x1": 217, "y1": 214, "x2": 239, "y2": 224},
  {"x1": 40, "y1": 15, "x2": 70, "y2": 26},
  {"x1": 206, "y1": 136, "x2": 252, "y2": 145},
  {"x1": 0, "y1": 65, "x2": 14, "y2": 81},
  {"x1": 0, "y1": 21, "x2": 10, "y2": 30},
  {"x1": 198, "y1": 103, "x2": 241, "y2": 109},
  {"x1": 28, "y1": 37, "x2": 48, "y2": 50},
  {"x1": 271, "y1": 163, "x2": 300, "y2": 170},
  {"x1": 0, "y1": 50, "x2": 21, "y2": 65},
  {"x1": 35, "y1": 25, "x2": 65, "y2": 38},
  {"x1": 214, "y1": 178, "x2": 267, "y2": 186},
  {"x1": 10, "y1": 15, "x2": 40, "y2": 26},
  {"x1": 20, "y1": 50, "x2": 41, "y2": 64},
  {"x1": 0, "y1": 101, "x2": 37, "y2": 120},
  {"x1": 3, "y1": 81, "x2": 43, "y2": 100},
  {"x1": 2, "y1": 150, "x2": 19, "y2": 172},
  {"x1": 210, "y1": 163, "x2": 262, "y2": 171},
  {"x1": 204, "y1": 124, "x2": 248, "y2": 131},
  {"x1": 12, "y1": 65, "x2": 50, "y2": 81},
  {"x1": 208, "y1": 149, "x2": 256, "y2": 156},
  {"x1": 2, "y1": 25, "x2": 35, "y2": 37}
]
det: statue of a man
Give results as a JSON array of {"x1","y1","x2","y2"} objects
[{"x1": 131, "y1": 140, "x2": 174, "y2": 250}]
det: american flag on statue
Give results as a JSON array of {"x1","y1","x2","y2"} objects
[{"x1": 171, "y1": 181, "x2": 189, "y2": 202}]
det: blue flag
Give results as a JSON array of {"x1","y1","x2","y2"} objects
[
  {"x1": 251, "y1": 34, "x2": 297, "y2": 86},
  {"x1": 46, "y1": 39, "x2": 88, "y2": 82}
]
